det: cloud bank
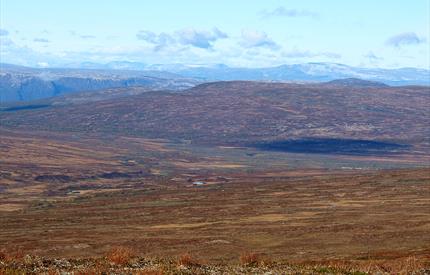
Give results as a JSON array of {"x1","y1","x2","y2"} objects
[{"x1": 137, "y1": 28, "x2": 228, "y2": 50}]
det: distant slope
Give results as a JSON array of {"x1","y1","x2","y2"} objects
[
  {"x1": 0, "y1": 63, "x2": 198, "y2": 103},
  {"x1": 325, "y1": 78, "x2": 389, "y2": 87},
  {"x1": 1, "y1": 81, "x2": 429, "y2": 155}
]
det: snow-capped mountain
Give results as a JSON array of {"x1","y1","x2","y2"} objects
[
  {"x1": 68, "y1": 61, "x2": 428, "y2": 85},
  {"x1": 1, "y1": 62, "x2": 428, "y2": 103}
]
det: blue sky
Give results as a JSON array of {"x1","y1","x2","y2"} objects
[{"x1": 0, "y1": 0, "x2": 429, "y2": 68}]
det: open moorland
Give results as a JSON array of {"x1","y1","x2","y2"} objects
[
  {"x1": 1, "y1": 81, "x2": 429, "y2": 274},
  {"x1": 1, "y1": 81, "x2": 429, "y2": 147},
  {"x1": 1, "y1": 161, "x2": 430, "y2": 273}
]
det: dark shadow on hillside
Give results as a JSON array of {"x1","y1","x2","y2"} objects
[
  {"x1": 3, "y1": 104, "x2": 51, "y2": 112},
  {"x1": 251, "y1": 138, "x2": 410, "y2": 156}
]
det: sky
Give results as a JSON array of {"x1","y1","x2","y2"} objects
[{"x1": 0, "y1": 0, "x2": 429, "y2": 68}]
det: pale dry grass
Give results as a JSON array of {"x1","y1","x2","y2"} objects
[{"x1": 0, "y1": 203, "x2": 25, "y2": 212}]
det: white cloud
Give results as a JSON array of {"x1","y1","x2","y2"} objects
[
  {"x1": 260, "y1": 7, "x2": 318, "y2": 19},
  {"x1": 0, "y1": 37, "x2": 57, "y2": 66},
  {"x1": 37, "y1": 62, "x2": 50, "y2": 67},
  {"x1": 240, "y1": 30, "x2": 279, "y2": 50},
  {"x1": 1, "y1": 31, "x2": 345, "y2": 68},
  {"x1": 33, "y1": 38, "x2": 50, "y2": 43},
  {"x1": 136, "y1": 28, "x2": 228, "y2": 50},
  {"x1": 176, "y1": 28, "x2": 228, "y2": 49},
  {"x1": 80, "y1": 35, "x2": 96, "y2": 39},
  {"x1": 69, "y1": 30, "x2": 96, "y2": 40},
  {"x1": 136, "y1": 30, "x2": 175, "y2": 50},
  {"x1": 385, "y1": 32, "x2": 426, "y2": 47}
]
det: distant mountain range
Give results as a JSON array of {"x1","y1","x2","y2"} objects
[
  {"x1": 71, "y1": 61, "x2": 430, "y2": 86},
  {"x1": 0, "y1": 63, "x2": 198, "y2": 102},
  {"x1": 1, "y1": 62, "x2": 429, "y2": 102}
]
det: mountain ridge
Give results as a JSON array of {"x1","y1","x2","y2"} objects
[
  {"x1": 69, "y1": 62, "x2": 430, "y2": 86},
  {"x1": 1, "y1": 62, "x2": 429, "y2": 103},
  {"x1": 0, "y1": 63, "x2": 198, "y2": 102},
  {"x1": 3, "y1": 61, "x2": 429, "y2": 85}
]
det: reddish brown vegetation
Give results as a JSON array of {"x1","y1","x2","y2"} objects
[
  {"x1": 177, "y1": 253, "x2": 201, "y2": 267},
  {"x1": 135, "y1": 270, "x2": 164, "y2": 275},
  {"x1": 0, "y1": 248, "x2": 25, "y2": 263},
  {"x1": 0, "y1": 248, "x2": 428, "y2": 274},
  {"x1": 106, "y1": 246, "x2": 135, "y2": 265},
  {"x1": 2, "y1": 82, "x2": 429, "y2": 150},
  {"x1": 310, "y1": 256, "x2": 428, "y2": 275},
  {"x1": 240, "y1": 252, "x2": 262, "y2": 267}
]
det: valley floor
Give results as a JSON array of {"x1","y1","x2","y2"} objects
[
  {"x1": 1, "y1": 169, "x2": 429, "y2": 269},
  {"x1": 1, "y1": 129, "x2": 429, "y2": 274}
]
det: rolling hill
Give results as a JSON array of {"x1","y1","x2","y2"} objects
[{"x1": 1, "y1": 81, "x2": 429, "y2": 157}]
